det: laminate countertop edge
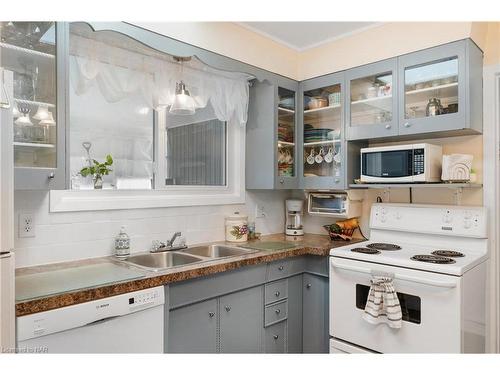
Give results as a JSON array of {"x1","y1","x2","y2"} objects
[{"x1": 15, "y1": 234, "x2": 364, "y2": 317}]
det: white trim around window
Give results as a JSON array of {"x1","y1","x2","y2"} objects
[{"x1": 49, "y1": 110, "x2": 246, "y2": 212}]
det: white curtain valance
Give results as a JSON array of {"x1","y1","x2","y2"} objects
[{"x1": 69, "y1": 34, "x2": 253, "y2": 126}]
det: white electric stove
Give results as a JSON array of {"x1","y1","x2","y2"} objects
[{"x1": 329, "y1": 203, "x2": 488, "y2": 354}]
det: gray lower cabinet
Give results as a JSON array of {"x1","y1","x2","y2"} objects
[
  {"x1": 219, "y1": 286, "x2": 263, "y2": 353},
  {"x1": 286, "y1": 274, "x2": 303, "y2": 353},
  {"x1": 302, "y1": 274, "x2": 329, "y2": 353},
  {"x1": 167, "y1": 298, "x2": 218, "y2": 353},
  {"x1": 265, "y1": 321, "x2": 287, "y2": 353}
]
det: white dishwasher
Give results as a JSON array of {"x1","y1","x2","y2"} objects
[{"x1": 16, "y1": 286, "x2": 164, "y2": 353}]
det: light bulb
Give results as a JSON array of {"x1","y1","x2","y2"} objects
[{"x1": 169, "y1": 81, "x2": 195, "y2": 115}]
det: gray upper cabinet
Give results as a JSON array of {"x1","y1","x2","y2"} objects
[
  {"x1": 246, "y1": 78, "x2": 299, "y2": 189},
  {"x1": 1, "y1": 22, "x2": 68, "y2": 189},
  {"x1": 300, "y1": 72, "x2": 347, "y2": 190},
  {"x1": 219, "y1": 286, "x2": 263, "y2": 353},
  {"x1": 398, "y1": 39, "x2": 483, "y2": 137},
  {"x1": 346, "y1": 58, "x2": 399, "y2": 141},
  {"x1": 167, "y1": 298, "x2": 218, "y2": 353}
]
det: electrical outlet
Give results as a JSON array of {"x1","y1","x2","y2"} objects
[
  {"x1": 255, "y1": 205, "x2": 266, "y2": 219},
  {"x1": 19, "y1": 212, "x2": 35, "y2": 238}
]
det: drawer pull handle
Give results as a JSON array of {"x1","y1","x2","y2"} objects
[
  {"x1": 273, "y1": 335, "x2": 279, "y2": 340},
  {"x1": 275, "y1": 309, "x2": 281, "y2": 314},
  {"x1": 208, "y1": 312, "x2": 215, "y2": 318},
  {"x1": 275, "y1": 291, "x2": 280, "y2": 297},
  {"x1": 306, "y1": 283, "x2": 312, "y2": 289},
  {"x1": 385, "y1": 124, "x2": 391, "y2": 129},
  {"x1": 225, "y1": 305, "x2": 231, "y2": 312},
  {"x1": 278, "y1": 265, "x2": 284, "y2": 271}
]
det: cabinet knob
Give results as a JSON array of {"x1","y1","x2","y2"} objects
[
  {"x1": 208, "y1": 312, "x2": 215, "y2": 318},
  {"x1": 306, "y1": 283, "x2": 312, "y2": 289},
  {"x1": 273, "y1": 335, "x2": 279, "y2": 340},
  {"x1": 279, "y1": 178, "x2": 284, "y2": 184},
  {"x1": 385, "y1": 124, "x2": 391, "y2": 129},
  {"x1": 225, "y1": 305, "x2": 231, "y2": 312},
  {"x1": 275, "y1": 309, "x2": 281, "y2": 314},
  {"x1": 404, "y1": 122, "x2": 411, "y2": 128},
  {"x1": 334, "y1": 178, "x2": 340, "y2": 183},
  {"x1": 48, "y1": 172, "x2": 55, "y2": 180},
  {"x1": 275, "y1": 291, "x2": 280, "y2": 297},
  {"x1": 278, "y1": 265, "x2": 284, "y2": 271}
]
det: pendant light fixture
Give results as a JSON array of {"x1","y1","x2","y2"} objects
[
  {"x1": 169, "y1": 56, "x2": 196, "y2": 116},
  {"x1": 169, "y1": 80, "x2": 196, "y2": 115}
]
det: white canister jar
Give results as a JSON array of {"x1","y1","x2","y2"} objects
[{"x1": 225, "y1": 212, "x2": 248, "y2": 242}]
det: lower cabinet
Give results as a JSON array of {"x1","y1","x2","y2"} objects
[
  {"x1": 264, "y1": 321, "x2": 286, "y2": 353},
  {"x1": 167, "y1": 298, "x2": 218, "y2": 353},
  {"x1": 302, "y1": 273, "x2": 329, "y2": 353},
  {"x1": 167, "y1": 286, "x2": 263, "y2": 353},
  {"x1": 286, "y1": 274, "x2": 303, "y2": 353},
  {"x1": 219, "y1": 286, "x2": 263, "y2": 353},
  {"x1": 166, "y1": 257, "x2": 330, "y2": 354}
]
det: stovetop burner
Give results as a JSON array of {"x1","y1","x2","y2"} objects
[
  {"x1": 366, "y1": 243, "x2": 402, "y2": 251},
  {"x1": 411, "y1": 255, "x2": 456, "y2": 264},
  {"x1": 351, "y1": 247, "x2": 381, "y2": 255},
  {"x1": 431, "y1": 250, "x2": 465, "y2": 258}
]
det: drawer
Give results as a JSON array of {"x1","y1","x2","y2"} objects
[
  {"x1": 264, "y1": 300, "x2": 288, "y2": 327},
  {"x1": 265, "y1": 279, "x2": 288, "y2": 305},
  {"x1": 265, "y1": 321, "x2": 286, "y2": 353},
  {"x1": 266, "y1": 260, "x2": 290, "y2": 281}
]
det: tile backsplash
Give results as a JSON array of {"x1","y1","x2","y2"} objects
[{"x1": 14, "y1": 189, "x2": 289, "y2": 268}]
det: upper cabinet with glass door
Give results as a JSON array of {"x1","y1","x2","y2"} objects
[
  {"x1": 398, "y1": 39, "x2": 483, "y2": 136},
  {"x1": 346, "y1": 58, "x2": 398, "y2": 140},
  {"x1": 277, "y1": 87, "x2": 296, "y2": 186},
  {"x1": 0, "y1": 22, "x2": 66, "y2": 189},
  {"x1": 301, "y1": 72, "x2": 345, "y2": 190}
]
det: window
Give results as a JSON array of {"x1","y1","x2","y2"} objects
[
  {"x1": 166, "y1": 119, "x2": 227, "y2": 186},
  {"x1": 50, "y1": 23, "x2": 248, "y2": 212}
]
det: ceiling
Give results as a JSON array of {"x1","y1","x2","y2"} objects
[{"x1": 239, "y1": 22, "x2": 380, "y2": 51}]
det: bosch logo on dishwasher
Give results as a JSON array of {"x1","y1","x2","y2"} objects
[{"x1": 95, "y1": 303, "x2": 110, "y2": 310}]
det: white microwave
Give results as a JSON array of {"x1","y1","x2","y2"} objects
[
  {"x1": 360, "y1": 143, "x2": 442, "y2": 183},
  {"x1": 307, "y1": 192, "x2": 362, "y2": 218}
]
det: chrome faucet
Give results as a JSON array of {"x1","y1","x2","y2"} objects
[{"x1": 150, "y1": 232, "x2": 187, "y2": 253}]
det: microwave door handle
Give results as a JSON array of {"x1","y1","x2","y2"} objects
[{"x1": 331, "y1": 262, "x2": 458, "y2": 288}]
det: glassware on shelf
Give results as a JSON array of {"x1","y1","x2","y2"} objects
[
  {"x1": 350, "y1": 72, "x2": 393, "y2": 127},
  {"x1": 404, "y1": 56, "x2": 458, "y2": 120},
  {"x1": 1, "y1": 21, "x2": 58, "y2": 168},
  {"x1": 277, "y1": 87, "x2": 296, "y2": 178}
]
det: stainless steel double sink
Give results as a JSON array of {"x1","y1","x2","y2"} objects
[{"x1": 122, "y1": 244, "x2": 257, "y2": 271}]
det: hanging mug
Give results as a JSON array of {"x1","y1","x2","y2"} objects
[
  {"x1": 306, "y1": 148, "x2": 315, "y2": 165},
  {"x1": 324, "y1": 147, "x2": 333, "y2": 163},
  {"x1": 333, "y1": 148, "x2": 342, "y2": 164},
  {"x1": 315, "y1": 147, "x2": 324, "y2": 164}
]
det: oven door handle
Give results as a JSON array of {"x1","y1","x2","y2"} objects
[{"x1": 331, "y1": 262, "x2": 458, "y2": 288}]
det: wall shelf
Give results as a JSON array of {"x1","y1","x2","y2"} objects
[
  {"x1": 14, "y1": 98, "x2": 56, "y2": 108},
  {"x1": 349, "y1": 182, "x2": 482, "y2": 189},
  {"x1": 14, "y1": 142, "x2": 55, "y2": 149},
  {"x1": 304, "y1": 139, "x2": 341, "y2": 146}
]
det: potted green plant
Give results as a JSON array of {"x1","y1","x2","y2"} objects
[{"x1": 79, "y1": 155, "x2": 113, "y2": 189}]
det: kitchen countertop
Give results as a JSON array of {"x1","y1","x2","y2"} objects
[{"x1": 15, "y1": 234, "x2": 364, "y2": 317}]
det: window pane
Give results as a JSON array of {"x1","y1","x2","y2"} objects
[
  {"x1": 166, "y1": 118, "x2": 226, "y2": 186},
  {"x1": 68, "y1": 23, "x2": 154, "y2": 190}
]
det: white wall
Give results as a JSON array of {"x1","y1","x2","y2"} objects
[{"x1": 14, "y1": 189, "x2": 289, "y2": 268}]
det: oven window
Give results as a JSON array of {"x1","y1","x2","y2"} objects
[
  {"x1": 355, "y1": 284, "x2": 421, "y2": 324},
  {"x1": 362, "y1": 150, "x2": 412, "y2": 178}
]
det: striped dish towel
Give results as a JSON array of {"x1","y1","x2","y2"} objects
[{"x1": 363, "y1": 276, "x2": 402, "y2": 329}]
